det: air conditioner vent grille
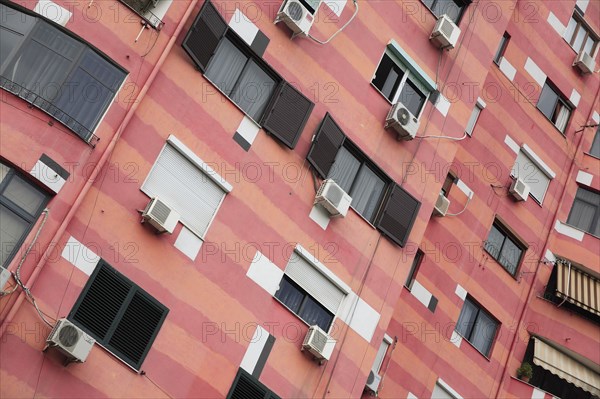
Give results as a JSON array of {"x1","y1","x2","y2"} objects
[
  {"x1": 150, "y1": 200, "x2": 171, "y2": 224},
  {"x1": 59, "y1": 325, "x2": 81, "y2": 348},
  {"x1": 440, "y1": 19, "x2": 453, "y2": 37},
  {"x1": 287, "y1": 1, "x2": 303, "y2": 20},
  {"x1": 310, "y1": 328, "x2": 328, "y2": 352}
]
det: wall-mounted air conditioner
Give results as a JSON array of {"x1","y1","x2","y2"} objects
[
  {"x1": 45, "y1": 318, "x2": 95, "y2": 363},
  {"x1": 365, "y1": 370, "x2": 382, "y2": 394},
  {"x1": 509, "y1": 178, "x2": 530, "y2": 201},
  {"x1": 573, "y1": 52, "x2": 595, "y2": 74},
  {"x1": 142, "y1": 197, "x2": 179, "y2": 234},
  {"x1": 302, "y1": 325, "x2": 335, "y2": 363},
  {"x1": 434, "y1": 193, "x2": 450, "y2": 217},
  {"x1": 430, "y1": 14, "x2": 461, "y2": 50},
  {"x1": 385, "y1": 102, "x2": 420, "y2": 140},
  {"x1": 314, "y1": 179, "x2": 352, "y2": 217},
  {"x1": 275, "y1": 0, "x2": 320, "y2": 37}
]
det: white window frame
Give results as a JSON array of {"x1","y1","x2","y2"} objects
[
  {"x1": 465, "y1": 97, "x2": 486, "y2": 136},
  {"x1": 432, "y1": 378, "x2": 463, "y2": 399},
  {"x1": 140, "y1": 135, "x2": 232, "y2": 239},
  {"x1": 372, "y1": 334, "x2": 393, "y2": 375},
  {"x1": 510, "y1": 144, "x2": 556, "y2": 204}
]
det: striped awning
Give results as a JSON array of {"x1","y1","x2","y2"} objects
[
  {"x1": 556, "y1": 259, "x2": 600, "y2": 316},
  {"x1": 533, "y1": 337, "x2": 600, "y2": 397}
]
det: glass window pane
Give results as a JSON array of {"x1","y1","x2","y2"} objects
[
  {"x1": 552, "y1": 101, "x2": 570, "y2": 132},
  {"x1": 0, "y1": 204, "x2": 29, "y2": 266},
  {"x1": 498, "y1": 238, "x2": 521, "y2": 275},
  {"x1": 328, "y1": 147, "x2": 361, "y2": 194},
  {"x1": 398, "y1": 79, "x2": 426, "y2": 117},
  {"x1": 275, "y1": 277, "x2": 304, "y2": 314},
  {"x1": 471, "y1": 311, "x2": 496, "y2": 356},
  {"x1": 456, "y1": 299, "x2": 478, "y2": 338},
  {"x1": 465, "y1": 106, "x2": 481, "y2": 135},
  {"x1": 564, "y1": 16, "x2": 577, "y2": 42},
  {"x1": 3, "y1": 175, "x2": 45, "y2": 215},
  {"x1": 372, "y1": 54, "x2": 403, "y2": 101},
  {"x1": 572, "y1": 25, "x2": 587, "y2": 52},
  {"x1": 583, "y1": 36, "x2": 595, "y2": 55},
  {"x1": 205, "y1": 38, "x2": 248, "y2": 97},
  {"x1": 568, "y1": 199, "x2": 596, "y2": 232},
  {"x1": 537, "y1": 84, "x2": 559, "y2": 121},
  {"x1": 590, "y1": 129, "x2": 600, "y2": 158},
  {"x1": 484, "y1": 224, "x2": 504, "y2": 260},
  {"x1": 0, "y1": 163, "x2": 9, "y2": 184},
  {"x1": 349, "y1": 166, "x2": 386, "y2": 222},
  {"x1": 433, "y1": 0, "x2": 462, "y2": 22},
  {"x1": 231, "y1": 60, "x2": 276, "y2": 121},
  {"x1": 299, "y1": 296, "x2": 333, "y2": 331}
]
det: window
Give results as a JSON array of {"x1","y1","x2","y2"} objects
[
  {"x1": 274, "y1": 248, "x2": 347, "y2": 332},
  {"x1": 371, "y1": 44, "x2": 436, "y2": 118},
  {"x1": 493, "y1": 32, "x2": 510, "y2": 64},
  {"x1": 537, "y1": 81, "x2": 571, "y2": 133},
  {"x1": 564, "y1": 10, "x2": 599, "y2": 56},
  {"x1": 465, "y1": 101, "x2": 484, "y2": 136},
  {"x1": 0, "y1": 161, "x2": 49, "y2": 267},
  {"x1": 441, "y1": 172, "x2": 456, "y2": 197},
  {"x1": 141, "y1": 136, "x2": 232, "y2": 239},
  {"x1": 0, "y1": 3, "x2": 127, "y2": 142},
  {"x1": 119, "y1": 0, "x2": 171, "y2": 28},
  {"x1": 567, "y1": 187, "x2": 600, "y2": 237},
  {"x1": 227, "y1": 368, "x2": 281, "y2": 399},
  {"x1": 69, "y1": 260, "x2": 169, "y2": 370},
  {"x1": 182, "y1": 0, "x2": 314, "y2": 149},
  {"x1": 371, "y1": 335, "x2": 392, "y2": 377},
  {"x1": 421, "y1": 0, "x2": 470, "y2": 24},
  {"x1": 405, "y1": 249, "x2": 424, "y2": 290},
  {"x1": 511, "y1": 148, "x2": 554, "y2": 203},
  {"x1": 455, "y1": 296, "x2": 499, "y2": 357},
  {"x1": 484, "y1": 219, "x2": 526, "y2": 276},
  {"x1": 307, "y1": 113, "x2": 422, "y2": 246},
  {"x1": 589, "y1": 127, "x2": 600, "y2": 158}
]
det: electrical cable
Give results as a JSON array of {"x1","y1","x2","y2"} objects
[
  {"x1": 307, "y1": 0, "x2": 358, "y2": 45},
  {"x1": 445, "y1": 196, "x2": 471, "y2": 216},
  {"x1": 415, "y1": 131, "x2": 468, "y2": 141}
]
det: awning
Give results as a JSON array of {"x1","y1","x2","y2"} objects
[
  {"x1": 556, "y1": 259, "x2": 600, "y2": 316},
  {"x1": 533, "y1": 337, "x2": 600, "y2": 397}
]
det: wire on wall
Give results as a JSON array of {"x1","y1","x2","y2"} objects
[{"x1": 307, "y1": 0, "x2": 359, "y2": 45}]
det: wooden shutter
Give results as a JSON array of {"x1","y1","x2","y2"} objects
[
  {"x1": 306, "y1": 113, "x2": 346, "y2": 177},
  {"x1": 227, "y1": 369, "x2": 281, "y2": 399},
  {"x1": 182, "y1": 0, "x2": 228, "y2": 72},
  {"x1": 261, "y1": 81, "x2": 314, "y2": 149},
  {"x1": 375, "y1": 184, "x2": 421, "y2": 247}
]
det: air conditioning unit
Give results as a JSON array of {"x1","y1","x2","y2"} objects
[
  {"x1": 314, "y1": 179, "x2": 352, "y2": 217},
  {"x1": 509, "y1": 178, "x2": 530, "y2": 201},
  {"x1": 302, "y1": 325, "x2": 333, "y2": 362},
  {"x1": 430, "y1": 14, "x2": 461, "y2": 50},
  {"x1": 365, "y1": 370, "x2": 382, "y2": 394},
  {"x1": 276, "y1": 0, "x2": 319, "y2": 37},
  {"x1": 141, "y1": 197, "x2": 180, "y2": 234},
  {"x1": 0, "y1": 267, "x2": 11, "y2": 291},
  {"x1": 573, "y1": 52, "x2": 596, "y2": 74},
  {"x1": 385, "y1": 102, "x2": 420, "y2": 140},
  {"x1": 434, "y1": 193, "x2": 450, "y2": 217},
  {"x1": 46, "y1": 318, "x2": 95, "y2": 363}
]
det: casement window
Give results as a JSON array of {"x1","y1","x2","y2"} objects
[
  {"x1": 141, "y1": 136, "x2": 232, "y2": 239},
  {"x1": 405, "y1": 249, "x2": 424, "y2": 290},
  {"x1": 589, "y1": 127, "x2": 600, "y2": 158},
  {"x1": 371, "y1": 43, "x2": 436, "y2": 119},
  {"x1": 510, "y1": 147, "x2": 555, "y2": 204},
  {"x1": 537, "y1": 81, "x2": 571, "y2": 133},
  {"x1": 69, "y1": 260, "x2": 169, "y2": 370},
  {"x1": 182, "y1": 0, "x2": 314, "y2": 149},
  {"x1": 0, "y1": 161, "x2": 50, "y2": 267},
  {"x1": 227, "y1": 368, "x2": 281, "y2": 399},
  {"x1": 119, "y1": 0, "x2": 171, "y2": 28},
  {"x1": 484, "y1": 219, "x2": 526, "y2": 276},
  {"x1": 564, "y1": 9, "x2": 599, "y2": 56},
  {"x1": 421, "y1": 0, "x2": 470, "y2": 24},
  {"x1": 493, "y1": 32, "x2": 510, "y2": 65},
  {"x1": 567, "y1": 187, "x2": 600, "y2": 237},
  {"x1": 307, "y1": 113, "x2": 421, "y2": 246},
  {"x1": 371, "y1": 335, "x2": 393, "y2": 377},
  {"x1": 0, "y1": 3, "x2": 127, "y2": 143},
  {"x1": 464, "y1": 102, "x2": 483, "y2": 136},
  {"x1": 455, "y1": 296, "x2": 499, "y2": 357},
  {"x1": 275, "y1": 247, "x2": 348, "y2": 332}
]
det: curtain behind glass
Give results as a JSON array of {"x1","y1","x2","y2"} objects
[
  {"x1": 275, "y1": 278, "x2": 303, "y2": 314},
  {"x1": 328, "y1": 147, "x2": 360, "y2": 194},
  {"x1": 205, "y1": 39, "x2": 247, "y2": 97},
  {"x1": 499, "y1": 239, "x2": 521, "y2": 275},
  {"x1": 0, "y1": 205, "x2": 28, "y2": 266},
  {"x1": 471, "y1": 311, "x2": 496, "y2": 355},
  {"x1": 350, "y1": 166, "x2": 385, "y2": 222},
  {"x1": 398, "y1": 79, "x2": 425, "y2": 117},
  {"x1": 3, "y1": 175, "x2": 45, "y2": 215},
  {"x1": 232, "y1": 60, "x2": 275, "y2": 121},
  {"x1": 484, "y1": 224, "x2": 504, "y2": 260},
  {"x1": 456, "y1": 299, "x2": 477, "y2": 338},
  {"x1": 554, "y1": 103, "x2": 570, "y2": 132},
  {"x1": 300, "y1": 296, "x2": 333, "y2": 331}
]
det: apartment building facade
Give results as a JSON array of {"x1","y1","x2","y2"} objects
[{"x1": 0, "y1": 0, "x2": 598, "y2": 398}]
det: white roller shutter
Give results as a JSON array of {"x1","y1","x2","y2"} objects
[
  {"x1": 142, "y1": 144, "x2": 226, "y2": 238},
  {"x1": 511, "y1": 151, "x2": 551, "y2": 203},
  {"x1": 285, "y1": 251, "x2": 346, "y2": 315}
]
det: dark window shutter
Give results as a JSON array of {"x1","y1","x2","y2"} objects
[
  {"x1": 182, "y1": 0, "x2": 228, "y2": 72},
  {"x1": 227, "y1": 369, "x2": 281, "y2": 399},
  {"x1": 306, "y1": 113, "x2": 346, "y2": 177},
  {"x1": 261, "y1": 81, "x2": 314, "y2": 149},
  {"x1": 375, "y1": 184, "x2": 421, "y2": 247}
]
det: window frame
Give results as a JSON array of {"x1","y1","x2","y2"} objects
[
  {"x1": 483, "y1": 219, "x2": 527, "y2": 277},
  {"x1": 420, "y1": 0, "x2": 470, "y2": 24},
  {"x1": 118, "y1": 0, "x2": 168, "y2": 29},
  {"x1": 588, "y1": 127, "x2": 600, "y2": 159},
  {"x1": 536, "y1": 81, "x2": 572, "y2": 134},
  {"x1": 566, "y1": 187, "x2": 600, "y2": 237},
  {"x1": 564, "y1": 10, "x2": 599, "y2": 56},
  {"x1": 0, "y1": 161, "x2": 50, "y2": 268},
  {"x1": 68, "y1": 260, "x2": 169, "y2": 371},
  {"x1": 405, "y1": 249, "x2": 424, "y2": 290},
  {"x1": 454, "y1": 296, "x2": 499, "y2": 358},
  {"x1": 493, "y1": 32, "x2": 510, "y2": 65}
]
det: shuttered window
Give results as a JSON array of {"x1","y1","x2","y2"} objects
[
  {"x1": 182, "y1": 0, "x2": 313, "y2": 149},
  {"x1": 511, "y1": 150, "x2": 552, "y2": 203},
  {"x1": 69, "y1": 260, "x2": 168, "y2": 371},
  {"x1": 141, "y1": 142, "x2": 228, "y2": 238},
  {"x1": 227, "y1": 369, "x2": 281, "y2": 399},
  {"x1": 307, "y1": 113, "x2": 421, "y2": 246},
  {"x1": 0, "y1": 3, "x2": 127, "y2": 142}
]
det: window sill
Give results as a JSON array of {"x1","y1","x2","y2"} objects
[{"x1": 454, "y1": 330, "x2": 492, "y2": 361}]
